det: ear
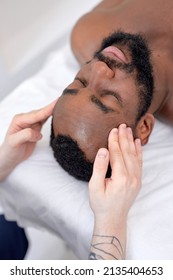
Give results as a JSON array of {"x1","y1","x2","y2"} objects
[{"x1": 136, "y1": 113, "x2": 155, "y2": 145}]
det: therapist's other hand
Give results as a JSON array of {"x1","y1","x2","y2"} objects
[
  {"x1": 0, "y1": 100, "x2": 56, "y2": 181},
  {"x1": 88, "y1": 124, "x2": 142, "y2": 260},
  {"x1": 89, "y1": 124, "x2": 142, "y2": 225}
]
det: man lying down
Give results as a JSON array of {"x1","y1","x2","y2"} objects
[{"x1": 50, "y1": 0, "x2": 173, "y2": 181}]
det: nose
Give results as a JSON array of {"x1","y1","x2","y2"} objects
[{"x1": 88, "y1": 61, "x2": 114, "y2": 89}]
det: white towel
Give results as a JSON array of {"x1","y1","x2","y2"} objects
[{"x1": 0, "y1": 44, "x2": 173, "y2": 259}]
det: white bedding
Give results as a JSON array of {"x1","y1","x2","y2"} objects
[{"x1": 0, "y1": 34, "x2": 173, "y2": 260}]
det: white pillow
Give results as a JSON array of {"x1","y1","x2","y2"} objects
[{"x1": 0, "y1": 44, "x2": 173, "y2": 259}]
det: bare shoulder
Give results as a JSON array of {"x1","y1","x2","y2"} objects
[{"x1": 71, "y1": 0, "x2": 125, "y2": 64}]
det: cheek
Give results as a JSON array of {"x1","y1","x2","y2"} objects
[
  {"x1": 78, "y1": 115, "x2": 122, "y2": 161},
  {"x1": 71, "y1": 113, "x2": 114, "y2": 150},
  {"x1": 53, "y1": 96, "x2": 84, "y2": 134}
]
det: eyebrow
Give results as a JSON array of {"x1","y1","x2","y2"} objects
[{"x1": 62, "y1": 88, "x2": 79, "y2": 95}]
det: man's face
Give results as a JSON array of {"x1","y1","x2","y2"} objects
[{"x1": 52, "y1": 32, "x2": 153, "y2": 162}]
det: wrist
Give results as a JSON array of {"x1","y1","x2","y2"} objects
[
  {"x1": 0, "y1": 146, "x2": 16, "y2": 181},
  {"x1": 94, "y1": 212, "x2": 127, "y2": 228},
  {"x1": 93, "y1": 217, "x2": 127, "y2": 237}
]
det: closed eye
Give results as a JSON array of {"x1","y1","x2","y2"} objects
[
  {"x1": 100, "y1": 90, "x2": 123, "y2": 107},
  {"x1": 74, "y1": 77, "x2": 87, "y2": 87},
  {"x1": 90, "y1": 95, "x2": 115, "y2": 114}
]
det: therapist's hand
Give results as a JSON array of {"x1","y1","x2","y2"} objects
[
  {"x1": 88, "y1": 124, "x2": 142, "y2": 259},
  {"x1": 0, "y1": 100, "x2": 56, "y2": 181},
  {"x1": 89, "y1": 124, "x2": 142, "y2": 224}
]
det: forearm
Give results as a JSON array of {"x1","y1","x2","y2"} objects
[{"x1": 89, "y1": 218, "x2": 126, "y2": 260}]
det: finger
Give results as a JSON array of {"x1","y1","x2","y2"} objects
[
  {"x1": 8, "y1": 99, "x2": 58, "y2": 134},
  {"x1": 30, "y1": 99, "x2": 58, "y2": 123},
  {"x1": 118, "y1": 123, "x2": 130, "y2": 156},
  {"x1": 127, "y1": 127, "x2": 136, "y2": 155},
  {"x1": 108, "y1": 127, "x2": 125, "y2": 179},
  {"x1": 8, "y1": 128, "x2": 42, "y2": 147},
  {"x1": 118, "y1": 124, "x2": 140, "y2": 175},
  {"x1": 89, "y1": 148, "x2": 109, "y2": 192},
  {"x1": 135, "y1": 138, "x2": 142, "y2": 167}
]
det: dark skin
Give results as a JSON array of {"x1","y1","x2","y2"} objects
[
  {"x1": 71, "y1": 0, "x2": 173, "y2": 123},
  {"x1": 53, "y1": 50, "x2": 154, "y2": 162},
  {"x1": 53, "y1": 0, "x2": 173, "y2": 162}
]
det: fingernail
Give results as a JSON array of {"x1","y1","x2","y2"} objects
[
  {"x1": 97, "y1": 148, "x2": 108, "y2": 158},
  {"x1": 119, "y1": 123, "x2": 126, "y2": 129},
  {"x1": 112, "y1": 128, "x2": 118, "y2": 135}
]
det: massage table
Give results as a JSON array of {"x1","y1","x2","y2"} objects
[{"x1": 0, "y1": 0, "x2": 173, "y2": 260}]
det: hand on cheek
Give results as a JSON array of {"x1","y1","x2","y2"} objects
[{"x1": 89, "y1": 124, "x2": 142, "y2": 225}]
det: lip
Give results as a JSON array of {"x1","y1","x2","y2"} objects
[{"x1": 102, "y1": 46, "x2": 127, "y2": 63}]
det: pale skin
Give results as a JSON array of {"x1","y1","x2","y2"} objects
[
  {"x1": 0, "y1": 100, "x2": 57, "y2": 182},
  {"x1": 89, "y1": 124, "x2": 142, "y2": 260},
  {"x1": 0, "y1": 102, "x2": 142, "y2": 260}
]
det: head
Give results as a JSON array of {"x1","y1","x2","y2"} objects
[{"x1": 50, "y1": 31, "x2": 155, "y2": 181}]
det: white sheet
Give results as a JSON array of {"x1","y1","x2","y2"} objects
[{"x1": 0, "y1": 39, "x2": 173, "y2": 260}]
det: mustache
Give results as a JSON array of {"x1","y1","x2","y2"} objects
[{"x1": 94, "y1": 52, "x2": 134, "y2": 74}]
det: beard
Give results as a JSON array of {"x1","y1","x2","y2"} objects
[{"x1": 94, "y1": 30, "x2": 154, "y2": 121}]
